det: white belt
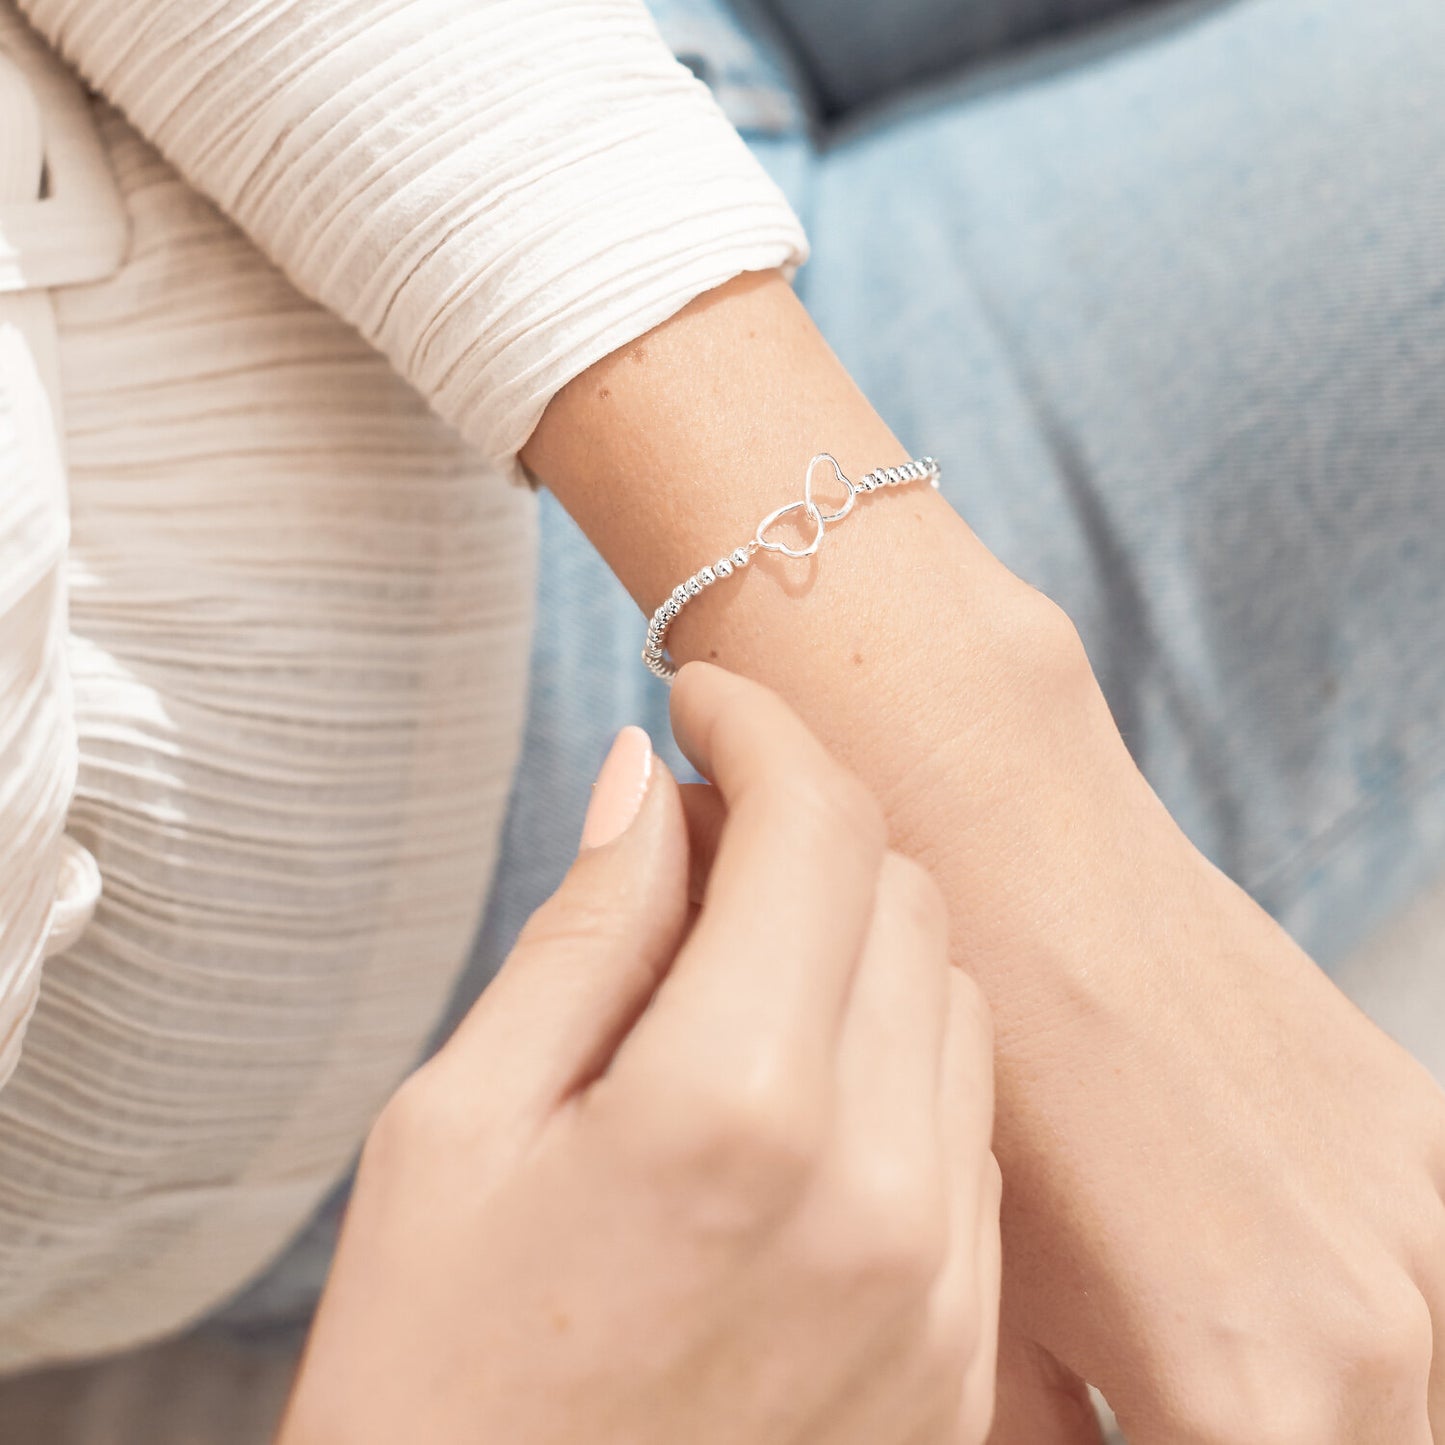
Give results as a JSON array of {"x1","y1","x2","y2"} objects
[{"x1": 0, "y1": 10, "x2": 125, "y2": 1080}]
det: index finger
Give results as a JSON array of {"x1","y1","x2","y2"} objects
[{"x1": 626, "y1": 662, "x2": 888, "y2": 1080}]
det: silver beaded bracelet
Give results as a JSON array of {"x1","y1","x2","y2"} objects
[{"x1": 642, "y1": 451, "x2": 941, "y2": 682}]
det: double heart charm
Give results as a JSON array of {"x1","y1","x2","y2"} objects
[{"x1": 755, "y1": 453, "x2": 856, "y2": 559}]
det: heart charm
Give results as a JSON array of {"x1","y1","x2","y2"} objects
[
  {"x1": 754, "y1": 454, "x2": 857, "y2": 558},
  {"x1": 804, "y1": 452, "x2": 855, "y2": 524},
  {"x1": 756, "y1": 497, "x2": 825, "y2": 558}
]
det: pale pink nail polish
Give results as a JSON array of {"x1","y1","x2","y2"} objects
[{"x1": 580, "y1": 726, "x2": 654, "y2": 850}]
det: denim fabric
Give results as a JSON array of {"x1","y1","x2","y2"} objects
[
  {"x1": 220, "y1": 0, "x2": 1445, "y2": 1330},
  {"x1": 763, "y1": 0, "x2": 1162, "y2": 114},
  {"x1": 474, "y1": 0, "x2": 1445, "y2": 1006},
  {"x1": 802, "y1": 0, "x2": 1445, "y2": 961}
]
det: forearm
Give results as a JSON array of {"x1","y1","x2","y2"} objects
[
  {"x1": 522, "y1": 270, "x2": 1196, "y2": 1046},
  {"x1": 525, "y1": 272, "x2": 1014, "y2": 793}
]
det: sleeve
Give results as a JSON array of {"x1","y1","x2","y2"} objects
[{"x1": 14, "y1": 0, "x2": 810, "y2": 470}]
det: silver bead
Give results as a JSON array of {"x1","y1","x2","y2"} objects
[
  {"x1": 714, "y1": 556, "x2": 734, "y2": 578},
  {"x1": 699, "y1": 566, "x2": 716, "y2": 586},
  {"x1": 731, "y1": 548, "x2": 750, "y2": 568},
  {"x1": 685, "y1": 576, "x2": 703, "y2": 597},
  {"x1": 672, "y1": 584, "x2": 688, "y2": 603}
]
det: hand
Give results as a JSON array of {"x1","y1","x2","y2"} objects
[
  {"x1": 522, "y1": 267, "x2": 1445, "y2": 1442},
  {"x1": 277, "y1": 665, "x2": 1001, "y2": 1445},
  {"x1": 898, "y1": 606, "x2": 1445, "y2": 1445},
  {"x1": 986, "y1": 845, "x2": 1445, "y2": 1445}
]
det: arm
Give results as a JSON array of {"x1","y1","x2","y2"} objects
[
  {"x1": 22, "y1": 1, "x2": 1445, "y2": 1433},
  {"x1": 524, "y1": 270, "x2": 1445, "y2": 1445},
  {"x1": 524, "y1": 268, "x2": 1189, "y2": 1048}
]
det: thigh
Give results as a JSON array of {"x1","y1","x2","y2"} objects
[
  {"x1": 803, "y1": 0, "x2": 1445, "y2": 965},
  {"x1": 760, "y1": 0, "x2": 1165, "y2": 113}
]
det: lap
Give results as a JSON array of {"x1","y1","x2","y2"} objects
[{"x1": 803, "y1": 0, "x2": 1445, "y2": 960}]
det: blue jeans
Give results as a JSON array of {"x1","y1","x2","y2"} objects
[{"x1": 222, "y1": 0, "x2": 1445, "y2": 1328}]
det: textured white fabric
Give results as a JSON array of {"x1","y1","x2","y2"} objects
[
  {"x1": 0, "y1": 0, "x2": 806, "y2": 1366},
  {"x1": 17, "y1": 0, "x2": 808, "y2": 469}
]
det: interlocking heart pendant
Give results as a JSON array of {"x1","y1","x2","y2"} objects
[{"x1": 755, "y1": 454, "x2": 856, "y2": 558}]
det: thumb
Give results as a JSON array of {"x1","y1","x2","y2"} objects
[
  {"x1": 988, "y1": 1328, "x2": 1106, "y2": 1445},
  {"x1": 433, "y1": 726, "x2": 692, "y2": 1123}
]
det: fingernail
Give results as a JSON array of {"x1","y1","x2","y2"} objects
[{"x1": 580, "y1": 726, "x2": 654, "y2": 850}]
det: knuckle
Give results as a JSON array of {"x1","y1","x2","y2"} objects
[
  {"x1": 664, "y1": 1062, "x2": 821, "y2": 1202},
  {"x1": 833, "y1": 1156, "x2": 950, "y2": 1292},
  {"x1": 1159, "y1": 1275, "x2": 1435, "y2": 1445}
]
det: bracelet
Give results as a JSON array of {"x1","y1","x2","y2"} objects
[{"x1": 642, "y1": 451, "x2": 941, "y2": 682}]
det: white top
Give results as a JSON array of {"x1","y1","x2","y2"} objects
[{"x1": 0, "y1": 0, "x2": 805, "y2": 1366}]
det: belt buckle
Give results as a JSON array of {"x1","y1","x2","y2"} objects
[{"x1": 0, "y1": 16, "x2": 127, "y2": 293}]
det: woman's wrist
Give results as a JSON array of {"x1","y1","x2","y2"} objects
[
  {"x1": 523, "y1": 267, "x2": 1082, "y2": 803},
  {"x1": 522, "y1": 263, "x2": 1249, "y2": 1054}
]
